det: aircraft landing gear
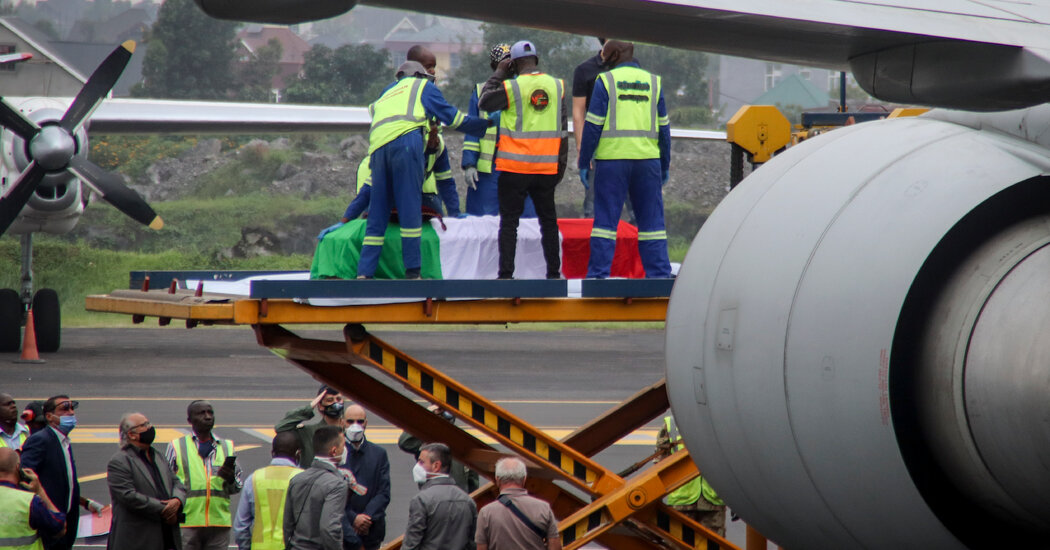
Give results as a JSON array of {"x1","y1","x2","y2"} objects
[
  {"x1": 0, "y1": 288, "x2": 20, "y2": 352},
  {"x1": 32, "y1": 289, "x2": 60, "y2": 353}
]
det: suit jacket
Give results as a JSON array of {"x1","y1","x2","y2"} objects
[
  {"x1": 106, "y1": 445, "x2": 186, "y2": 550},
  {"x1": 21, "y1": 427, "x2": 79, "y2": 550}
]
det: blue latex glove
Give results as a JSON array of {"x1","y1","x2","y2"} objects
[
  {"x1": 317, "y1": 222, "x2": 344, "y2": 241},
  {"x1": 579, "y1": 167, "x2": 591, "y2": 189},
  {"x1": 661, "y1": 170, "x2": 670, "y2": 186},
  {"x1": 455, "y1": 212, "x2": 468, "y2": 219}
]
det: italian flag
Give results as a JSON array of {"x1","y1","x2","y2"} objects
[{"x1": 311, "y1": 216, "x2": 645, "y2": 280}]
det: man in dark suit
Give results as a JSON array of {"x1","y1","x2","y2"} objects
[
  {"x1": 107, "y1": 412, "x2": 186, "y2": 550},
  {"x1": 21, "y1": 395, "x2": 87, "y2": 550}
]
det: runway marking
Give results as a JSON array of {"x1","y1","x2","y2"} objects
[
  {"x1": 79, "y1": 473, "x2": 107, "y2": 483},
  {"x1": 15, "y1": 397, "x2": 622, "y2": 405},
  {"x1": 237, "y1": 427, "x2": 659, "y2": 446}
]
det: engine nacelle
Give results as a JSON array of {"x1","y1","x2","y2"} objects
[
  {"x1": 193, "y1": 0, "x2": 356, "y2": 24},
  {"x1": 666, "y1": 111, "x2": 1050, "y2": 548}
]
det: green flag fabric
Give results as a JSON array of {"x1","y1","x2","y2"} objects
[{"x1": 310, "y1": 219, "x2": 442, "y2": 279}]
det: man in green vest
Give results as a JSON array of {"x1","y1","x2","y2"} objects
[
  {"x1": 577, "y1": 40, "x2": 672, "y2": 279},
  {"x1": 0, "y1": 394, "x2": 29, "y2": 451},
  {"x1": 657, "y1": 414, "x2": 727, "y2": 537},
  {"x1": 233, "y1": 432, "x2": 302, "y2": 550},
  {"x1": 357, "y1": 60, "x2": 490, "y2": 279},
  {"x1": 0, "y1": 447, "x2": 65, "y2": 550},
  {"x1": 166, "y1": 400, "x2": 242, "y2": 550}
]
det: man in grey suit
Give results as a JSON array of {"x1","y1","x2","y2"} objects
[
  {"x1": 283, "y1": 425, "x2": 349, "y2": 550},
  {"x1": 403, "y1": 443, "x2": 477, "y2": 550},
  {"x1": 107, "y1": 412, "x2": 186, "y2": 550}
]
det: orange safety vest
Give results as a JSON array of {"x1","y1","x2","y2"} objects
[{"x1": 495, "y1": 72, "x2": 564, "y2": 175}]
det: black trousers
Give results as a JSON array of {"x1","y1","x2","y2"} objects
[{"x1": 497, "y1": 171, "x2": 561, "y2": 279}]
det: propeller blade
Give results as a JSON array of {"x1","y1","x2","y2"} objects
[
  {"x1": 60, "y1": 40, "x2": 135, "y2": 134},
  {"x1": 67, "y1": 156, "x2": 163, "y2": 230},
  {"x1": 0, "y1": 98, "x2": 40, "y2": 141},
  {"x1": 0, "y1": 162, "x2": 46, "y2": 235}
]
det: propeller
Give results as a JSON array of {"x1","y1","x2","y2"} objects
[{"x1": 0, "y1": 40, "x2": 163, "y2": 235}]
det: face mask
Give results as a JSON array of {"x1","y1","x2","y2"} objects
[
  {"x1": 57, "y1": 415, "x2": 77, "y2": 434},
  {"x1": 329, "y1": 447, "x2": 346, "y2": 466},
  {"x1": 138, "y1": 426, "x2": 156, "y2": 445},
  {"x1": 323, "y1": 401, "x2": 344, "y2": 419},
  {"x1": 412, "y1": 462, "x2": 428, "y2": 485},
  {"x1": 346, "y1": 423, "x2": 365, "y2": 444}
]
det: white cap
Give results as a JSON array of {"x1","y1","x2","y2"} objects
[{"x1": 510, "y1": 40, "x2": 538, "y2": 61}]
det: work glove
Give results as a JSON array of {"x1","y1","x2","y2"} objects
[
  {"x1": 464, "y1": 166, "x2": 479, "y2": 190},
  {"x1": 317, "y1": 222, "x2": 344, "y2": 241},
  {"x1": 661, "y1": 169, "x2": 670, "y2": 186},
  {"x1": 579, "y1": 167, "x2": 591, "y2": 190},
  {"x1": 85, "y1": 499, "x2": 105, "y2": 517},
  {"x1": 455, "y1": 212, "x2": 469, "y2": 219}
]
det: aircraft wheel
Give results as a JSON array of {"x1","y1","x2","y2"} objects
[
  {"x1": 32, "y1": 289, "x2": 60, "y2": 353},
  {"x1": 0, "y1": 289, "x2": 20, "y2": 352}
]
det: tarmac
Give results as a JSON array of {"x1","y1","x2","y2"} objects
[{"x1": 2, "y1": 326, "x2": 764, "y2": 549}]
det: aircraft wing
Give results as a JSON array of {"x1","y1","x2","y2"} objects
[
  {"x1": 59, "y1": 98, "x2": 370, "y2": 134},
  {"x1": 195, "y1": 0, "x2": 1050, "y2": 110}
]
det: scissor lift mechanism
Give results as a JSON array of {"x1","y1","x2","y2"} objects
[{"x1": 87, "y1": 273, "x2": 774, "y2": 550}]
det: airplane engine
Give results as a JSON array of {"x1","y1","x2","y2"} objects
[
  {"x1": 194, "y1": 0, "x2": 356, "y2": 23},
  {"x1": 2, "y1": 98, "x2": 87, "y2": 234},
  {"x1": 665, "y1": 113, "x2": 1050, "y2": 549}
]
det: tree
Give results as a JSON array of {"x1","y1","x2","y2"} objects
[
  {"x1": 134, "y1": 0, "x2": 238, "y2": 99},
  {"x1": 284, "y1": 43, "x2": 392, "y2": 105},
  {"x1": 236, "y1": 38, "x2": 283, "y2": 102}
]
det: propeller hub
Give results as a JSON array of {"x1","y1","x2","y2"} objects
[{"x1": 28, "y1": 125, "x2": 75, "y2": 171}]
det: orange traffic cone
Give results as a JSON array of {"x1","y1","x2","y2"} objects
[{"x1": 15, "y1": 308, "x2": 45, "y2": 364}]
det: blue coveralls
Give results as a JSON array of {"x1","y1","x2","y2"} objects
[
  {"x1": 463, "y1": 85, "x2": 536, "y2": 218},
  {"x1": 358, "y1": 79, "x2": 489, "y2": 278},
  {"x1": 578, "y1": 61, "x2": 672, "y2": 279}
]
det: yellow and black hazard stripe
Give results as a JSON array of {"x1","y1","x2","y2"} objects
[
  {"x1": 654, "y1": 508, "x2": 717, "y2": 550},
  {"x1": 560, "y1": 510, "x2": 605, "y2": 546},
  {"x1": 366, "y1": 340, "x2": 601, "y2": 489}
]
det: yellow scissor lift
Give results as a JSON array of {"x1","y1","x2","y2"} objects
[{"x1": 87, "y1": 273, "x2": 763, "y2": 550}]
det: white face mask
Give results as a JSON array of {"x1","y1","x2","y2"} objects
[
  {"x1": 412, "y1": 462, "x2": 428, "y2": 485},
  {"x1": 327, "y1": 448, "x2": 346, "y2": 466},
  {"x1": 346, "y1": 423, "x2": 365, "y2": 444}
]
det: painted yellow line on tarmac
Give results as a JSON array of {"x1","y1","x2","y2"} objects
[
  {"x1": 15, "y1": 397, "x2": 621, "y2": 405},
  {"x1": 238, "y1": 427, "x2": 659, "y2": 446},
  {"x1": 79, "y1": 473, "x2": 108, "y2": 483}
]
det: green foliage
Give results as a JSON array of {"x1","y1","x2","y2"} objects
[
  {"x1": 191, "y1": 145, "x2": 302, "y2": 197},
  {"x1": 284, "y1": 44, "x2": 393, "y2": 105},
  {"x1": 669, "y1": 106, "x2": 715, "y2": 128},
  {"x1": 664, "y1": 200, "x2": 711, "y2": 246},
  {"x1": 236, "y1": 38, "x2": 283, "y2": 102},
  {"x1": 91, "y1": 135, "x2": 200, "y2": 179},
  {"x1": 136, "y1": 0, "x2": 238, "y2": 99}
]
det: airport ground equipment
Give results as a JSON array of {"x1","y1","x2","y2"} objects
[
  {"x1": 87, "y1": 277, "x2": 757, "y2": 550},
  {"x1": 724, "y1": 105, "x2": 791, "y2": 188}
]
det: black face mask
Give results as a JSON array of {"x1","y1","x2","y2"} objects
[
  {"x1": 323, "y1": 401, "x2": 344, "y2": 419},
  {"x1": 138, "y1": 426, "x2": 157, "y2": 445}
]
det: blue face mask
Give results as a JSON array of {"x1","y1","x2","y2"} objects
[{"x1": 57, "y1": 415, "x2": 77, "y2": 434}]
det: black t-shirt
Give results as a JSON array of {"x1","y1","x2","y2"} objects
[{"x1": 572, "y1": 53, "x2": 605, "y2": 108}]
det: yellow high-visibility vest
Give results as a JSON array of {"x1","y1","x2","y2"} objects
[
  {"x1": 592, "y1": 65, "x2": 663, "y2": 160},
  {"x1": 663, "y1": 416, "x2": 724, "y2": 507},
  {"x1": 496, "y1": 73, "x2": 564, "y2": 175},
  {"x1": 172, "y1": 436, "x2": 236, "y2": 527},
  {"x1": 368, "y1": 77, "x2": 428, "y2": 155},
  {"x1": 0, "y1": 431, "x2": 27, "y2": 451},
  {"x1": 251, "y1": 465, "x2": 302, "y2": 550},
  {"x1": 472, "y1": 83, "x2": 499, "y2": 173},
  {"x1": 0, "y1": 485, "x2": 43, "y2": 550}
]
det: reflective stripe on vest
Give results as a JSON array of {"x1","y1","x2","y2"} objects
[
  {"x1": 594, "y1": 66, "x2": 661, "y2": 160},
  {"x1": 475, "y1": 83, "x2": 499, "y2": 173},
  {"x1": 496, "y1": 73, "x2": 564, "y2": 175},
  {"x1": 0, "y1": 486, "x2": 42, "y2": 550},
  {"x1": 368, "y1": 77, "x2": 428, "y2": 155},
  {"x1": 0, "y1": 432, "x2": 27, "y2": 450},
  {"x1": 422, "y1": 132, "x2": 446, "y2": 195},
  {"x1": 173, "y1": 436, "x2": 235, "y2": 527},
  {"x1": 251, "y1": 465, "x2": 302, "y2": 550},
  {"x1": 663, "y1": 416, "x2": 724, "y2": 507},
  {"x1": 356, "y1": 157, "x2": 371, "y2": 192}
]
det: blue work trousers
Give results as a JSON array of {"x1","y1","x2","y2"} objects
[
  {"x1": 359, "y1": 131, "x2": 424, "y2": 277},
  {"x1": 467, "y1": 169, "x2": 537, "y2": 217},
  {"x1": 587, "y1": 158, "x2": 671, "y2": 278}
]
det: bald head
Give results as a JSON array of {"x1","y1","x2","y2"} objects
[
  {"x1": 601, "y1": 40, "x2": 634, "y2": 67},
  {"x1": 407, "y1": 45, "x2": 436, "y2": 75},
  {"x1": 0, "y1": 447, "x2": 19, "y2": 475},
  {"x1": 345, "y1": 404, "x2": 367, "y2": 428}
]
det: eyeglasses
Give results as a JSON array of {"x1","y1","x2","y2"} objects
[
  {"x1": 131, "y1": 421, "x2": 151, "y2": 432},
  {"x1": 56, "y1": 401, "x2": 79, "y2": 412}
]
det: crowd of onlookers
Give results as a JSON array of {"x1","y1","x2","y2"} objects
[{"x1": 0, "y1": 387, "x2": 562, "y2": 550}]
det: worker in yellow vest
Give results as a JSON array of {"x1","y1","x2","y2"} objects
[
  {"x1": 577, "y1": 40, "x2": 672, "y2": 278},
  {"x1": 166, "y1": 400, "x2": 242, "y2": 550},
  {"x1": 479, "y1": 40, "x2": 568, "y2": 279},
  {"x1": 0, "y1": 394, "x2": 29, "y2": 451},
  {"x1": 657, "y1": 414, "x2": 727, "y2": 537},
  {"x1": 357, "y1": 60, "x2": 490, "y2": 280},
  {"x1": 232, "y1": 432, "x2": 302, "y2": 550},
  {"x1": 0, "y1": 447, "x2": 65, "y2": 550}
]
